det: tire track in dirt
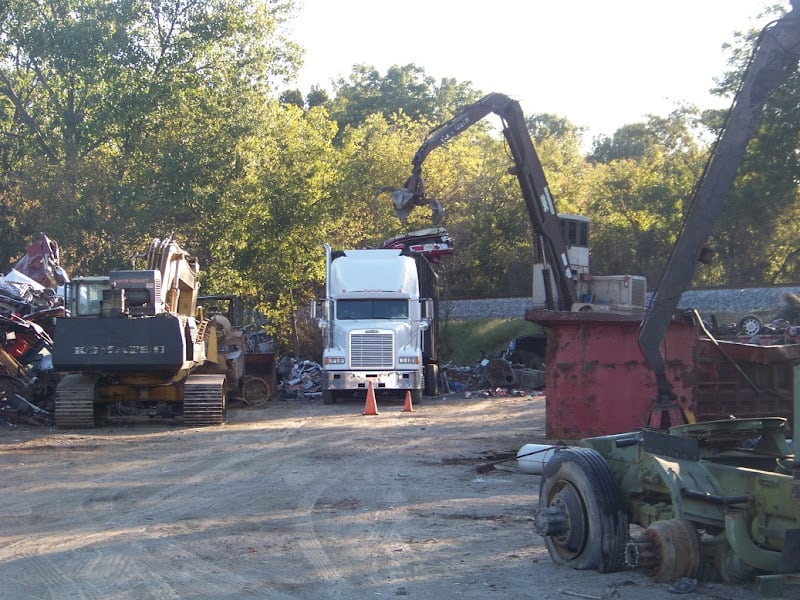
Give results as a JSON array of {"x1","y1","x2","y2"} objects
[
  {"x1": 87, "y1": 419, "x2": 313, "y2": 599},
  {"x1": 0, "y1": 417, "x2": 313, "y2": 599},
  {"x1": 2, "y1": 553, "x2": 106, "y2": 599},
  {"x1": 291, "y1": 425, "x2": 425, "y2": 597}
]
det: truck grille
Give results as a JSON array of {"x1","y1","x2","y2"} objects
[
  {"x1": 630, "y1": 277, "x2": 646, "y2": 307},
  {"x1": 350, "y1": 332, "x2": 394, "y2": 368}
]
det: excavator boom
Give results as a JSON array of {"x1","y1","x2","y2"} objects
[
  {"x1": 639, "y1": 6, "x2": 800, "y2": 410},
  {"x1": 387, "y1": 93, "x2": 577, "y2": 310}
]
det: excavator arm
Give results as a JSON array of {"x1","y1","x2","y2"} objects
[
  {"x1": 145, "y1": 235, "x2": 200, "y2": 316},
  {"x1": 638, "y1": 5, "x2": 800, "y2": 423},
  {"x1": 385, "y1": 92, "x2": 577, "y2": 310}
]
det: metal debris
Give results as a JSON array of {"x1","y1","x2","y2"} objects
[
  {"x1": 278, "y1": 358, "x2": 323, "y2": 399},
  {"x1": 0, "y1": 234, "x2": 68, "y2": 425}
]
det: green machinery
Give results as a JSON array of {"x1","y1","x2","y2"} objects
[{"x1": 535, "y1": 395, "x2": 799, "y2": 589}]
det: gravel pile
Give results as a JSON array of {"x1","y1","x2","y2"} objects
[
  {"x1": 442, "y1": 297, "x2": 531, "y2": 320},
  {"x1": 675, "y1": 287, "x2": 799, "y2": 315},
  {"x1": 443, "y1": 287, "x2": 800, "y2": 321}
]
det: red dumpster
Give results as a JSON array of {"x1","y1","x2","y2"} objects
[{"x1": 525, "y1": 310, "x2": 697, "y2": 440}]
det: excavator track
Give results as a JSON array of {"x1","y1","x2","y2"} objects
[
  {"x1": 183, "y1": 374, "x2": 227, "y2": 426},
  {"x1": 54, "y1": 374, "x2": 98, "y2": 429}
]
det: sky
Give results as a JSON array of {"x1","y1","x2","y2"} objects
[{"x1": 287, "y1": 0, "x2": 788, "y2": 141}]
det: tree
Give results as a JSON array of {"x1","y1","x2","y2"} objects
[
  {"x1": 578, "y1": 110, "x2": 707, "y2": 285},
  {"x1": 527, "y1": 113, "x2": 584, "y2": 145},
  {"x1": 203, "y1": 101, "x2": 338, "y2": 351},
  {"x1": 0, "y1": 0, "x2": 302, "y2": 274},
  {"x1": 590, "y1": 106, "x2": 705, "y2": 163},
  {"x1": 326, "y1": 63, "x2": 481, "y2": 139},
  {"x1": 280, "y1": 88, "x2": 305, "y2": 108},
  {"x1": 306, "y1": 85, "x2": 329, "y2": 108}
]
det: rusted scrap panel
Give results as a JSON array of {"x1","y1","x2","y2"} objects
[
  {"x1": 694, "y1": 338, "x2": 797, "y2": 423},
  {"x1": 525, "y1": 310, "x2": 696, "y2": 440},
  {"x1": 708, "y1": 339, "x2": 800, "y2": 364}
]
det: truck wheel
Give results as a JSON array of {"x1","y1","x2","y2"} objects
[
  {"x1": 424, "y1": 364, "x2": 439, "y2": 396},
  {"x1": 183, "y1": 374, "x2": 227, "y2": 426},
  {"x1": 322, "y1": 389, "x2": 336, "y2": 405},
  {"x1": 54, "y1": 374, "x2": 98, "y2": 429},
  {"x1": 411, "y1": 389, "x2": 422, "y2": 406},
  {"x1": 535, "y1": 447, "x2": 628, "y2": 572},
  {"x1": 738, "y1": 315, "x2": 762, "y2": 336}
]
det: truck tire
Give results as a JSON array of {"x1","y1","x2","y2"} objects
[
  {"x1": 424, "y1": 364, "x2": 439, "y2": 396},
  {"x1": 411, "y1": 388, "x2": 422, "y2": 406},
  {"x1": 322, "y1": 389, "x2": 336, "y2": 405},
  {"x1": 536, "y1": 447, "x2": 627, "y2": 572}
]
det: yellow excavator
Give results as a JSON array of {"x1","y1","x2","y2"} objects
[{"x1": 51, "y1": 236, "x2": 227, "y2": 428}]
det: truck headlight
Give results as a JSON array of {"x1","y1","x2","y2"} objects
[
  {"x1": 399, "y1": 356, "x2": 419, "y2": 365},
  {"x1": 325, "y1": 356, "x2": 345, "y2": 365}
]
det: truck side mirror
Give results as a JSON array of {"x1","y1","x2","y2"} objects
[
  {"x1": 420, "y1": 297, "x2": 434, "y2": 330},
  {"x1": 420, "y1": 298, "x2": 434, "y2": 319},
  {"x1": 311, "y1": 299, "x2": 329, "y2": 330}
]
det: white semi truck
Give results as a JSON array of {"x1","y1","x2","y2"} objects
[{"x1": 314, "y1": 239, "x2": 442, "y2": 405}]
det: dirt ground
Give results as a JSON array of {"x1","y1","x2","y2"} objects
[{"x1": 0, "y1": 392, "x2": 783, "y2": 600}]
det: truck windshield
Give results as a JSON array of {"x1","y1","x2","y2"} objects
[{"x1": 336, "y1": 299, "x2": 408, "y2": 320}]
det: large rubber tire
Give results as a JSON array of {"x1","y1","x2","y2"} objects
[
  {"x1": 538, "y1": 447, "x2": 628, "y2": 572},
  {"x1": 424, "y1": 364, "x2": 439, "y2": 396},
  {"x1": 322, "y1": 389, "x2": 336, "y2": 405},
  {"x1": 411, "y1": 388, "x2": 422, "y2": 406}
]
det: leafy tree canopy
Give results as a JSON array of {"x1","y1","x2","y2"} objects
[
  {"x1": 323, "y1": 63, "x2": 482, "y2": 139},
  {"x1": 0, "y1": 0, "x2": 301, "y2": 273}
]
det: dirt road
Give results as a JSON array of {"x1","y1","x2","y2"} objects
[{"x1": 0, "y1": 394, "x2": 769, "y2": 599}]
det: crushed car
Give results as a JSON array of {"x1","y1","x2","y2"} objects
[{"x1": 0, "y1": 234, "x2": 68, "y2": 426}]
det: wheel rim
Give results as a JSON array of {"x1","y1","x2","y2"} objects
[
  {"x1": 739, "y1": 316, "x2": 761, "y2": 336},
  {"x1": 243, "y1": 377, "x2": 270, "y2": 406},
  {"x1": 546, "y1": 481, "x2": 588, "y2": 560}
]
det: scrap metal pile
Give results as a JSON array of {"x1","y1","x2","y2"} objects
[
  {"x1": 277, "y1": 357, "x2": 323, "y2": 399},
  {"x1": 0, "y1": 234, "x2": 68, "y2": 427},
  {"x1": 275, "y1": 355, "x2": 546, "y2": 401}
]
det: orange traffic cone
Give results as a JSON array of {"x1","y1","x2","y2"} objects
[
  {"x1": 362, "y1": 381, "x2": 379, "y2": 415},
  {"x1": 402, "y1": 390, "x2": 415, "y2": 412}
]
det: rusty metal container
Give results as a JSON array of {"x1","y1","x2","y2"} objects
[
  {"x1": 694, "y1": 338, "x2": 800, "y2": 424},
  {"x1": 525, "y1": 310, "x2": 697, "y2": 440},
  {"x1": 244, "y1": 352, "x2": 277, "y2": 400}
]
